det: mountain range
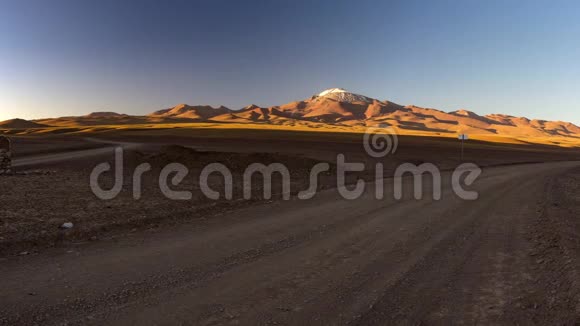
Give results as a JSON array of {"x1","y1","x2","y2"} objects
[{"x1": 2, "y1": 88, "x2": 580, "y2": 144}]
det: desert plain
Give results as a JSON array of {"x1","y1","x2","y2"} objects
[{"x1": 0, "y1": 119, "x2": 580, "y2": 324}]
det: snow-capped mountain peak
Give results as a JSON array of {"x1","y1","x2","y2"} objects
[
  {"x1": 313, "y1": 88, "x2": 374, "y2": 103},
  {"x1": 318, "y1": 88, "x2": 348, "y2": 97}
]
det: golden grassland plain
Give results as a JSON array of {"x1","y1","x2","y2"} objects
[{"x1": 2, "y1": 121, "x2": 580, "y2": 148}]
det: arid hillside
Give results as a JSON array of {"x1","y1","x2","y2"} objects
[{"x1": 0, "y1": 119, "x2": 48, "y2": 129}]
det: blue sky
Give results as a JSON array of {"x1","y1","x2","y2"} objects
[{"x1": 1, "y1": 0, "x2": 579, "y2": 123}]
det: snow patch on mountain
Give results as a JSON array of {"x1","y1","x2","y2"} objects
[{"x1": 314, "y1": 88, "x2": 374, "y2": 103}]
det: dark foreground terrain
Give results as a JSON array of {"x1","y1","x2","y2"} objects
[{"x1": 1, "y1": 131, "x2": 580, "y2": 325}]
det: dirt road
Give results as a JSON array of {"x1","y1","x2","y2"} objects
[
  {"x1": 12, "y1": 138, "x2": 140, "y2": 168},
  {"x1": 1, "y1": 161, "x2": 579, "y2": 325}
]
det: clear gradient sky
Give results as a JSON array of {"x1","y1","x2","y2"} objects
[{"x1": 1, "y1": 0, "x2": 579, "y2": 123}]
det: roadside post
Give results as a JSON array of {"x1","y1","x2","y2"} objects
[{"x1": 458, "y1": 134, "x2": 468, "y2": 161}]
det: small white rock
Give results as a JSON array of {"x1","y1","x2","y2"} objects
[{"x1": 60, "y1": 222, "x2": 74, "y2": 229}]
